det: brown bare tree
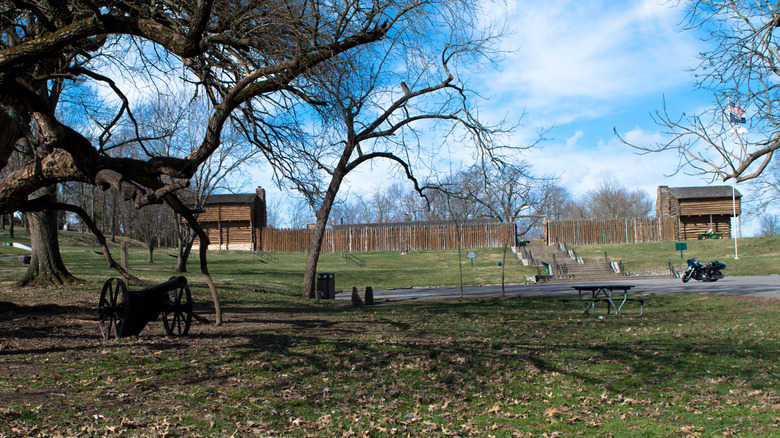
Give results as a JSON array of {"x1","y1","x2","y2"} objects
[
  {"x1": 290, "y1": 27, "x2": 515, "y2": 298},
  {"x1": 579, "y1": 179, "x2": 653, "y2": 220},
  {"x1": 627, "y1": 1, "x2": 780, "y2": 186},
  {"x1": 0, "y1": 0, "x2": 466, "y2": 322}
]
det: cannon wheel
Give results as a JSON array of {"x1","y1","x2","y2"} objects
[
  {"x1": 99, "y1": 278, "x2": 129, "y2": 339},
  {"x1": 162, "y1": 280, "x2": 192, "y2": 336}
]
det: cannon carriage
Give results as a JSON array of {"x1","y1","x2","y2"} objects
[{"x1": 98, "y1": 276, "x2": 193, "y2": 339}]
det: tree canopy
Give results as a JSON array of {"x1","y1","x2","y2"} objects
[{"x1": 0, "y1": 0, "x2": 499, "y2": 318}]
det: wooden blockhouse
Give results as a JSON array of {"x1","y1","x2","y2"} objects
[
  {"x1": 193, "y1": 187, "x2": 267, "y2": 250},
  {"x1": 656, "y1": 186, "x2": 741, "y2": 240}
]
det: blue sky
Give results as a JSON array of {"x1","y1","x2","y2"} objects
[
  {"x1": 255, "y1": 0, "x2": 767, "y2": 234},
  {"x1": 482, "y1": 0, "x2": 710, "y2": 193}
]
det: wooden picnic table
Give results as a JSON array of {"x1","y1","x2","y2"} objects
[{"x1": 561, "y1": 284, "x2": 643, "y2": 316}]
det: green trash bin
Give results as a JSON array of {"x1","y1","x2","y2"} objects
[{"x1": 316, "y1": 272, "x2": 335, "y2": 299}]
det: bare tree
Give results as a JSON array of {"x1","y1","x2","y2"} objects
[
  {"x1": 757, "y1": 213, "x2": 779, "y2": 236},
  {"x1": 749, "y1": 156, "x2": 780, "y2": 214},
  {"x1": 439, "y1": 161, "x2": 557, "y2": 295},
  {"x1": 627, "y1": 1, "x2": 780, "y2": 187},
  {"x1": 286, "y1": 198, "x2": 316, "y2": 229},
  {"x1": 287, "y1": 23, "x2": 514, "y2": 298},
  {"x1": 264, "y1": 196, "x2": 284, "y2": 229},
  {"x1": 128, "y1": 203, "x2": 172, "y2": 264},
  {"x1": 455, "y1": 162, "x2": 557, "y2": 225},
  {"x1": 330, "y1": 196, "x2": 364, "y2": 226},
  {"x1": 1, "y1": 0, "x2": 479, "y2": 323},
  {"x1": 140, "y1": 94, "x2": 260, "y2": 272},
  {"x1": 575, "y1": 179, "x2": 653, "y2": 220},
  {"x1": 537, "y1": 185, "x2": 572, "y2": 222}
]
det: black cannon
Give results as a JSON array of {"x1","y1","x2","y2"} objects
[{"x1": 98, "y1": 276, "x2": 193, "y2": 339}]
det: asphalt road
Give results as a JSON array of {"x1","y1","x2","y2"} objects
[{"x1": 335, "y1": 275, "x2": 780, "y2": 302}]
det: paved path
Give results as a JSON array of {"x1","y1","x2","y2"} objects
[{"x1": 335, "y1": 275, "x2": 780, "y2": 301}]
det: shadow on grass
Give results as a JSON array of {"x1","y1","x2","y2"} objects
[
  {"x1": 181, "y1": 323, "x2": 780, "y2": 403},
  {"x1": 4, "y1": 294, "x2": 779, "y2": 400}
]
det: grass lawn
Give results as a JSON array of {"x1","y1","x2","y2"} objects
[
  {"x1": 1, "y1": 230, "x2": 780, "y2": 436},
  {"x1": 0, "y1": 230, "x2": 539, "y2": 299},
  {"x1": 571, "y1": 234, "x2": 780, "y2": 277}
]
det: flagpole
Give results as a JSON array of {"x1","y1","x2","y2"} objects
[
  {"x1": 732, "y1": 184, "x2": 738, "y2": 260},
  {"x1": 727, "y1": 99, "x2": 742, "y2": 260}
]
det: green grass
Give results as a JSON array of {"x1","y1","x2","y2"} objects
[
  {"x1": 2, "y1": 230, "x2": 778, "y2": 300},
  {"x1": 0, "y1": 230, "x2": 537, "y2": 300},
  {"x1": 2, "y1": 229, "x2": 780, "y2": 436},
  {"x1": 571, "y1": 234, "x2": 780, "y2": 276},
  {"x1": 2, "y1": 293, "x2": 780, "y2": 436}
]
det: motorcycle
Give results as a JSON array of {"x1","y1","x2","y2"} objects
[{"x1": 681, "y1": 258, "x2": 726, "y2": 283}]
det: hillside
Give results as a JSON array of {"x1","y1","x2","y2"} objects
[{"x1": 570, "y1": 235, "x2": 780, "y2": 277}]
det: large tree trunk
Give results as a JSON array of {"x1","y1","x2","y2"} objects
[
  {"x1": 175, "y1": 234, "x2": 195, "y2": 273},
  {"x1": 18, "y1": 188, "x2": 78, "y2": 286},
  {"x1": 302, "y1": 163, "x2": 349, "y2": 299},
  {"x1": 147, "y1": 242, "x2": 156, "y2": 264},
  {"x1": 303, "y1": 213, "x2": 330, "y2": 299}
]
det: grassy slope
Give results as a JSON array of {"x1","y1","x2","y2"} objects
[
  {"x1": 1, "y1": 230, "x2": 778, "y2": 299},
  {"x1": 0, "y1": 230, "x2": 538, "y2": 301},
  {"x1": 2, "y1": 281, "x2": 780, "y2": 436},
  {"x1": 570, "y1": 235, "x2": 780, "y2": 277}
]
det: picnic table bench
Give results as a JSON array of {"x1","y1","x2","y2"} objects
[{"x1": 561, "y1": 284, "x2": 643, "y2": 316}]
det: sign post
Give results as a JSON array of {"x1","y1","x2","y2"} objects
[
  {"x1": 675, "y1": 242, "x2": 687, "y2": 260},
  {"x1": 466, "y1": 251, "x2": 478, "y2": 267}
]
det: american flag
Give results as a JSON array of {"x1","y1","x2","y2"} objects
[
  {"x1": 729, "y1": 102, "x2": 746, "y2": 117},
  {"x1": 728, "y1": 103, "x2": 746, "y2": 124}
]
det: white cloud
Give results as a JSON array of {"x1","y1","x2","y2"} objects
[
  {"x1": 527, "y1": 127, "x2": 711, "y2": 199},
  {"x1": 487, "y1": 0, "x2": 699, "y2": 121},
  {"x1": 565, "y1": 130, "x2": 584, "y2": 147}
]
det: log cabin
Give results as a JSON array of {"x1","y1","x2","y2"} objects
[
  {"x1": 192, "y1": 187, "x2": 267, "y2": 250},
  {"x1": 656, "y1": 186, "x2": 741, "y2": 240}
]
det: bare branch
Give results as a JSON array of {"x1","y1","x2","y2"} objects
[{"x1": 623, "y1": 2, "x2": 780, "y2": 189}]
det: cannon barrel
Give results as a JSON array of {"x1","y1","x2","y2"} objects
[{"x1": 139, "y1": 276, "x2": 188, "y2": 295}]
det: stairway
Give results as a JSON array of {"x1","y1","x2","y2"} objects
[{"x1": 515, "y1": 243, "x2": 624, "y2": 283}]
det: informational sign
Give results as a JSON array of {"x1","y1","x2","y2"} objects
[
  {"x1": 466, "y1": 251, "x2": 477, "y2": 267},
  {"x1": 675, "y1": 242, "x2": 687, "y2": 259}
]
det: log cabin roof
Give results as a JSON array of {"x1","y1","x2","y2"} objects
[
  {"x1": 667, "y1": 186, "x2": 741, "y2": 200},
  {"x1": 203, "y1": 193, "x2": 257, "y2": 205}
]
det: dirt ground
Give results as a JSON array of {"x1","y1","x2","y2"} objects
[
  {"x1": 0, "y1": 298, "x2": 358, "y2": 355},
  {"x1": 0, "y1": 296, "x2": 376, "y2": 436}
]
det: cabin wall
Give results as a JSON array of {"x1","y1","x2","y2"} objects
[
  {"x1": 193, "y1": 204, "x2": 257, "y2": 250},
  {"x1": 678, "y1": 199, "x2": 740, "y2": 217}
]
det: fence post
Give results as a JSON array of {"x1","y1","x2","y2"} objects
[{"x1": 625, "y1": 218, "x2": 628, "y2": 243}]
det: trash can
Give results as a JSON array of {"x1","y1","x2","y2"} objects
[{"x1": 316, "y1": 272, "x2": 335, "y2": 299}]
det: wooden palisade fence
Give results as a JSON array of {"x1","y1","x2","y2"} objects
[
  {"x1": 260, "y1": 222, "x2": 517, "y2": 253},
  {"x1": 544, "y1": 217, "x2": 678, "y2": 245}
]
